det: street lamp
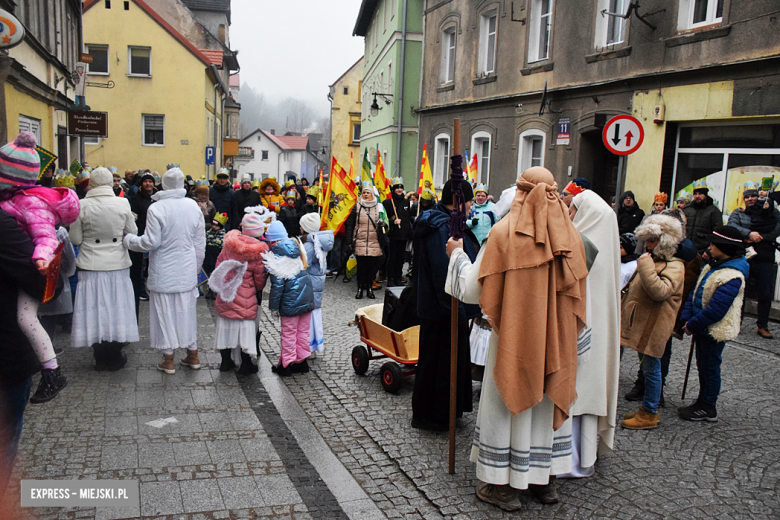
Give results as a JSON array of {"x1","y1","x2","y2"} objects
[{"x1": 370, "y1": 92, "x2": 393, "y2": 117}]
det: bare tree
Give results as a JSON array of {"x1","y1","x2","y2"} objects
[{"x1": 284, "y1": 98, "x2": 316, "y2": 134}]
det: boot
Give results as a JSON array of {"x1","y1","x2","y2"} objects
[
  {"x1": 93, "y1": 344, "x2": 108, "y2": 371},
  {"x1": 623, "y1": 406, "x2": 661, "y2": 423},
  {"x1": 219, "y1": 350, "x2": 236, "y2": 372},
  {"x1": 624, "y1": 378, "x2": 644, "y2": 401},
  {"x1": 105, "y1": 342, "x2": 128, "y2": 372},
  {"x1": 180, "y1": 349, "x2": 201, "y2": 369},
  {"x1": 238, "y1": 351, "x2": 259, "y2": 375},
  {"x1": 29, "y1": 367, "x2": 68, "y2": 404},
  {"x1": 757, "y1": 327, "x2": 773, "y2": 339},
  {"x1": 529, "y1": 476, "x2": 559, "y2": 505},
  {"x1": 157, "y1": 353, "x2": 175, "y2": 375},
  {"x1": 271, "y1": 362, "x2": 292, "y2": 377},
  {"x1": 621, "y1": 407, "x2": 659, "y2": 430},
  {"x1": 367, "y1": 287, "x2": 375, "y2": 299},
  {"x1": 355, "y1": 289, "x2": 364, "y2": 300},
  {"x1": 291, "y1": 359, "x2": 310, "y2": 373}
]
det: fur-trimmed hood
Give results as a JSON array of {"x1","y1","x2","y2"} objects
[
  {"x1": 222, "y1": 230, "x2": 268, "y2": 261},
  {"x1": 259, "y1": 178, "x2": 280, "y2": 196},
  {"x1": 634, "y1": 214, "x2": 684, "y2": 260}
]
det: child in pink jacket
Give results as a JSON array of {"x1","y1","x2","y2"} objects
[
  {"x1": 0, "y1": 132, "x2": 80, "y2": 404},
  {"x1": 209, "y1": 213, "x2": 269, "y2": 374}
]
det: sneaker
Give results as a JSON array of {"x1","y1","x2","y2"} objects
[
  {"x1": 678, "y1": 400, "x2": 717, "y2": 422},
  {"x1": 475, "y1": 482, "x2": 522, "y2": 512},
  {"x1": 29, "y1": 367, "x2": 68, "y2": 404},
  {"x1": 529, "y1": 477, "x2": 559, "y2": 505},
  {"x1": 54, "y1": 348, "x2": 64, "y2": 355},
  {"x1": 757, "y1": 327, "x2": 773, "y2": 339},
  {"x1": 139, "y1": 292, "x2": 149, "y2": 302},
  {"x1": 624, "y1": 380, "x2": 644, "y2": 401}
]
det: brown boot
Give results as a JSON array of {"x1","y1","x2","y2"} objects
[
  {"x1": 621, "y1": 407, "x2": 659, "y2": 430},
  {"x1": 157, "y1": 353, "x2": 175, "y2": 374},
  {"x1": 623, "y1": 406, "x2": 661, "y2": 423},
  {"x1": 757, "y1": 327, "x2": 773, "y2": 339},
  {"x1": 180, "y1": 349, "x2": 201, "y2": 369}
]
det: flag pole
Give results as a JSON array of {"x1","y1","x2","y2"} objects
[{"x1": 448, "y1": 118, "x2": 461, "y2": 475}]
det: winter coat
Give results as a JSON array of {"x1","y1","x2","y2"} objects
[
  {"x1": 130, "y1": 188, "x2": 156, "y2": 235},
  {"x1": 620, "y1": 255, "x2": 685, "y2": 358},
  {"x1": 414, "y1": 202, "x2": 481, "y2": 321},
  {"x1": 209, "y1": 183, "x2": 238, "y2": 231},
  {"x1": 263, "y1": 238, "x2": 315, "y2": 317},
  {"x1": 303, "y1": 230, "x2": 334, "y2": 308},
  {"x1": 467, "y1": 200, "x2": 499, "y2": 244},
  {"x1": 259, "y1": 179, "x2": 284, "y2": 214},
  {"x1": 727, "y1": 205, "x2": 780, "y2": 263},
  {"x1": 0, "y1": 186, "x2": 80, "y2": 262},
  {"x1": 236, "y1": 188, "x2": 261, "y2": 219},
  {"x1": 203, "y1": 228, "x2": 225, "y2": 274},
  {"x1": 682, "y1": 196, "x2": 723, "y2": 253},
  {"x1": 70, "y1": 186, "x2": 137, "y2": 271},
  {"x1": 124, "y1": 189, "x2": 206, "y2": 293},
  {"x1": 672, "y1": 239, "x2": 702, "y2": 334},
  {"x1": 346, "y1": 200, "x2": 386, "y2": 257},
  {"x1": 617, "y1": 201, "x2": 645, "y2": 235},
  {"x1": 682, "y1": 256, "x2": 749, "y2": 342},
  {"x1": 279, "y1": 203, "x2": 300, "y2": 238},
  {"x1": 0, "y1": 209, "x2": 48, "y2": 387},
  {"x1": 194, "y1": 197, "x2": 216, "y2": 231},
  {"x1": 382, "y1": 193, "x2": 413, "y2": 241},
  {"x1": 214, "y1": 230, "x2": 269, "y2": 321}
]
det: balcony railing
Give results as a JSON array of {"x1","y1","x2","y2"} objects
[{"x1": 238, "y1": 147, "x2": 254, "y2": 158}]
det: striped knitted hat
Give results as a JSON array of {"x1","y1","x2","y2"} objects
[
  {"x1": 0, "y1": 132, "x2": 40, "y2": 189},
  {"x1": 241, "y1": 213, "x2": 265, "y2": 237}
]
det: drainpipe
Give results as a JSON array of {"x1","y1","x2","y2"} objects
[
  {"x1": 394, "y1": 0, "x2": 408, "y2": 179},
  {"x1": 327, "y1": 91, "x2": 333, "y2": 169}
]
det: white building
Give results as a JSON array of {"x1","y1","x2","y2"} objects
[{"x1": 237, "y1": 129, "x2": 325, "y2": 182}]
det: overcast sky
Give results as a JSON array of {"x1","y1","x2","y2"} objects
[{"x1": 230, "y1": 0, "x2": 365, "y2": 115}]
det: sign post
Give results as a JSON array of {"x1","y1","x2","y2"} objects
[{"x1": 602, "y1": 115, "x2": 644, "y2": 214}]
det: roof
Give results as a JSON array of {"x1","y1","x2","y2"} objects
[
  {"x1": 84, "y1": 0, "x2": 211, "y2": 67},
  {"x1": 180, "y1": 0, "x2": 230, "y2": 12},
  {"x1": 353, "y1": 0, "x2": 379, "y2": 37},
  {"x1": 276, "y1": 136, "x2": 308, "y2": 150},
  {"x1": 330, "y1": 57, "x2": 364, "y2": 87},
  {"x1": 200, "y1": 49, "x2": 223, "y2": 67}
]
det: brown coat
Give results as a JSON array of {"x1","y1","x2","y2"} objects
[
  {"x1": 621, "y1": 255, "x2": 685, "y2": 358},
  {"x1": 347, "y1": 202, "x2": 384, "y2": 257}
]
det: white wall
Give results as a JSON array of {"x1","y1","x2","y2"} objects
[{"x1": 237, "y1": 132, "x2": 282, "y2": 180}]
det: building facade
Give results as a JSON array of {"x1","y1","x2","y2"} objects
[
  {"x1": 328, "y1": 57, "x2": 363, "y2": 172},
  {"x1": 237, "y1": 129, "x2": 325, "y2": 182},
  {"x1": 2, "y1": 0, "x2": 82, "y2": 169},
  {"x1": 82, "y1": 0, "x2": 238, "y2": 178},
  {"x1": 354, "y1": 0, "x2": 423, "y2": 187},
  {"x1": 417, "y1": 0, "x2": 780, "y2": 209}
]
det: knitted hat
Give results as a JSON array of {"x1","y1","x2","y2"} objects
[
  {"x1": 573, "y1": 177, "x2": 590, "y2": 190},
  {"x1": 265, "y1": 220, "x2": 288, "y2": 242},
  {"x1": 0, "y1": 132, "x2": 40, "y2": 188},
  {"x1": 141, "y1": 173, "x2": 156, "y2": 184},
  {"x1": 89, "y1": 167, "x2": 113, "y2": 189},
  {"x1": 241, "y1": 213, "x2": 265, "y2": 237},
  {"x1": 213, "y1": 212, "x2": 228, "y2": 227},
  {"x1": 619, "y1": 233, "x2": 637, "y2": 253},
  {"x1": 300, "y1": 212, "x2": 320, "y2": 234},
  {"x1": 707, "y1": 225, "x2": 746, "y2": 257}
]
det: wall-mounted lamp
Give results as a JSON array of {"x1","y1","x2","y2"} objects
[{"x1": 370, "y1": 92, "x2": 393, "y2": 117}]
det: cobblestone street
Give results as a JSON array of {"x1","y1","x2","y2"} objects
[{"x1": 4, "y1": 277, "x2": 780, "y2": 519}]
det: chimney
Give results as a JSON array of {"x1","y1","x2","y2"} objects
[{"x1": 270, "y1": 129, "x2": 275, "y2": 135}]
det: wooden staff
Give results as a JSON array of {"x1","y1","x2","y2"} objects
[{"x1": 449, "y1": 118, "x2": 461, "y2": 475}]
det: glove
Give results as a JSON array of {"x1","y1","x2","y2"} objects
[
  {"x1": 346, "y1": 244, "x2": 353, "y2": 256},
  {"x1": 471, "y1": 218, "x2": 479, "y2": 226}
]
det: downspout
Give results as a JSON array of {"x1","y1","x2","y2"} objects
[
  {"x1": 327, "y1": 91, "x2": 334, "y2": 169},
  {"x1": 213, "y1": 80, "x2": 220, "y2": 180},
  {"x1": 394, "y1": 0, "x2": 408, "y2": 179}
]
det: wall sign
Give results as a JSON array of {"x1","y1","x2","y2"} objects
[
  {"x1": 556, "y1": 117, "x2": 571, "y2": 146},
  {"x1": 0, "y1": 9, "x2": 24, "y2": 49},
  {"x1": 67, "y1": 111, "x2": 108, "y2": 138}
]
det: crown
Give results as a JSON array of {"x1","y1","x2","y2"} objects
[
  {"x1": 744, "y1": 180, "x2": 760, "y2": 191},
  {"x1": 361, "y1": 180, "x2": 374, "y2": 190},
  {"x1": 692, "y1": 179, "x2": 708, "y2": 190},
  {"x1": 421, "y1": 188, "x2": 435, "y2": 200},
  {"x1": 563, "y1": 180, "x2": 585, "y2": 197},
  {"x1": 391, "y1": 177, "x2": 404, "y2": 186},
  {"x1": 654, "y1": 192, "x2": 668, "y2": 204},
  {"x1": 213, "y1": 213, "x2": 228, "y2": 226},
  {"x1": 676, "y1": 190, "x2": 692, "y2": 202},
  {"x1": 474, "y1": 183, "x2": 488, "y2": 194}
]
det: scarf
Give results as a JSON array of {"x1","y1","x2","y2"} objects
[{"x1": 478, "y1": 167, "x2": 588, "y2": 429}]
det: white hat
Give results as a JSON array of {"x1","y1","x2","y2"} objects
[
  {"x1": 299, "y1": 212, "x2": 320, "y2": 234},
  {"x1": 162, "y1": 168, "x2": 185, "y2": 190}
]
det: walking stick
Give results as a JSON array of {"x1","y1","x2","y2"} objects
[
  {"x1": 681, "y1": 336, "x2": 695, "y2": 400},
  {"x1": 448, "y1": 119, "x2": 463, "y2": 475}
]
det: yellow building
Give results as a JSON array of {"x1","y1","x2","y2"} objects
[
  {"x1": 82, "y1": 0, "x2": 228, "y2": 178},
  {"x1": 328, "y1": 57, "x2": 363, "y2": 171}
]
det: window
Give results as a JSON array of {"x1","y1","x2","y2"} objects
[
  {"x1": 478, "y1": 11, "x2": 497, "y2": 74},
  {"x1": 19, "y1": 115, "x2": 42, "y2": 145},
  {"x1": 83, "y1": 136, "x2": 101, "y2": 146},
  {"x1": 128, "y1": 47, "x2": 151, "y2": 76},
  {"x1": 262, "y1": 150, "x2": 269, "y2": 160},
  {"x1": 517, "y1": 129, "x2": 546, "y2": 174},
  {"x1": 142, "y1": 114, "x2": 164, "y2": 146},
  {"x1": 679, "y1": 0, "x2": 723, "y2": 30},
  {"x1": 343, "y1": 87, "x2": 349, "y2": 95},
  {"x1": 433, "y1": 134, "x2": 450, "y2": 189},
  {"x1": 351, "y1": 122, "x2": 361, "y2": 144},
  {"x1": 441, "y1": 28, "x2": 456, "y2": 84},
  {"x1": 595, "y1": 0, "x2": 628, "y2": 48},
  {"x1": 528, "y1": 0, "x2": 553, "y2": 63},
  {"x1": 470, "y1": 132, "x2": 492, "y2": 185},
  {"x1": 86, "y1": 45, "x2": 109, "y2": 74}
]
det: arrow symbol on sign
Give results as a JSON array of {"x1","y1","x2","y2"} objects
[
  {"x1": 624, "y1": 130, "x2": 633, "y2": 147},
  {"x1": 612, "y1": 124, "x2": 621, "y2": 146}
]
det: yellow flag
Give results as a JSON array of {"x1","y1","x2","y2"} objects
[
  {"x1": 418, "y1": 143, "x2": 435, "y2": 196},
  {"x1": 322, "y1": 156, "x2": 358, "y2": 233}
]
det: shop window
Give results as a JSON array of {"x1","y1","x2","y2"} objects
[
  {"x1": 143, "y1": 114, "x2": 164, "y2": 146},
  {"x1": 528, "y1": 0, "x2": 553, "y2": 63},
  {"x1": 128, "y1": 47, "x2": 151, "y2": 76}
]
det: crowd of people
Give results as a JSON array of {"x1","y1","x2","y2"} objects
[{"x1": 1, "y1": 129, "x2": 778, "y2": 512}]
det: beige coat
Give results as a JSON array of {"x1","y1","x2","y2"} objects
[
  {"x1": 620, "y1": 255, "x2": 685, "y2": 358},
  {"x1": 348, "y1": 202, "x2": 384, "y2": 257}
]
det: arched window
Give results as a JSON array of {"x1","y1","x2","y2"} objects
[
  {"x1": 433, "y1": 133, "x2": 451, "y2": 189},
  {"x1": 517, "y1": 129, "x2": 546, "y2": 175},
  {"x1": 470, "y1": 131, "x2": 492, "y2": 185}
]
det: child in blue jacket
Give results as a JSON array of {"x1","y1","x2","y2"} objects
[
  {"x1": 261, "y1": 220, "x2": 314, "y2": 376},
  {"x1": 680, "y1": 225, "x2": 749, "y2": 422}
]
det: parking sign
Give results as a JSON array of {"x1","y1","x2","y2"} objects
[{"x1": 205, "y1": 146, "x2": 215, "y2": 165}]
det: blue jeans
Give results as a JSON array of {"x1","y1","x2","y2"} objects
[
  {"x1": 636, "y1": 338, "x2": 672, "y2": 386},
  {"x1": 694, "y1": 334, "x2": 725, "y2": 406},
  {"x1": 0, "y1": 377, "x2": 33, "y2": 495},
  {"x1": 641, "y1": 355, "x2": 662, "y2": 414}
]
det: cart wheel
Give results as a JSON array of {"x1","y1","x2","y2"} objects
[
  {"x1": 380, "y1": 362, "x2": 403, "y2": 394},
  {"x1": 351, "y1": 346, "x2": 370, "y2": 375}
]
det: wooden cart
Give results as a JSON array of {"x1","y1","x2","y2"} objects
[{"x1": 351, "y1": 304, "x2": 419, "y2": 394}]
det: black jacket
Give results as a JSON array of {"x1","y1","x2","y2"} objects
[
  {"x1": 0, "y1": 210, "x2": 49, "y2": 387},
  {"x1": 236, "y1": 188, "x2": 261, "y2": 220},
  {"x1": 682, "y1": 196, "x2": 723, "y2": 253},
  {"x1": 617, "y1": 202, "x2": 645, "y2": 235},
  {"x1": 209, "y1": 183, "x2": 239, "y2": 231},
  {"x1": 129, "y1": 188, "x2": 156, "y2": 235},
  {"x1": 279, "y1": 204, "x2": 300, "y2": 238},
  {"x1": 383, "y1": 193, "x2": 413, "y2": 241}
]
